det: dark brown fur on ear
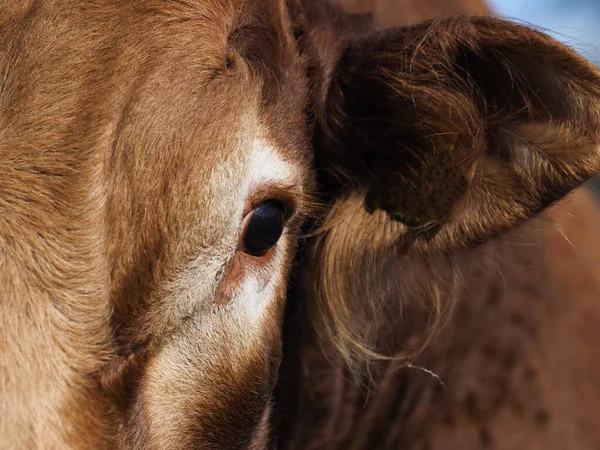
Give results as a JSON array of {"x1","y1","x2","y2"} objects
[
  {"x1": 307, "y1": 16, "x2": 600, "y2": 363},
  {"x1": 316, "y1": 16, "x2": 600, "y2": 252}
]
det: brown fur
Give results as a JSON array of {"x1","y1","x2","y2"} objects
[
  {"x1": 1, "y1": 1, "x2": 312, "y2": 447},
  {"x1": 1, "y1": 0, "x2": 600, "y2": 449}
]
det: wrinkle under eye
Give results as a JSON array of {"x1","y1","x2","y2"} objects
[{"x1": 241, "y1": 201, "x2": 286, "y2": 257}]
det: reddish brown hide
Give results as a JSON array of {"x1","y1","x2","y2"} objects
[{"x1": 1, "y1": 0, "x2": 600, "y2": 449}]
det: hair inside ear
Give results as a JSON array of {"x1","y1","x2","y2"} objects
[{"x1": 364, "y1": 142, "x2": 470, "y2": 228}]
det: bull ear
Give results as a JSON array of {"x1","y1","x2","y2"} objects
[
  {"x1": 305, "y1": 16, "x2": 600, "y2": 363},
  {"x1": 315, "y1": 16, "x2": 600, "y2": 254}
]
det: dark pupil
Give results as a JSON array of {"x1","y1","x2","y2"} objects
[{"x1": 243, "y1": 201, "x2": 286, "y2": 256}]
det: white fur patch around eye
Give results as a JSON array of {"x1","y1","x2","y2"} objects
[
  {"x1": 163, "y1": 134, "x2": 301, "y2": 328},
  {"x1": 231, "y1": 239, "x2": 287, "y2": 330},
  {"x1": 247, "y1": 138, "x2": 301, "y2": 191},
  {"x1": 224, "y1": 137, "x2": 298, "y2": 322},
  {"x1": 143, "y1": 135, "x2": 303, "y2": 422}
]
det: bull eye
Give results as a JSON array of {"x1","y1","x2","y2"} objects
[{"x1": 241, "y1": 201, "x2": 286, "y2": 256}]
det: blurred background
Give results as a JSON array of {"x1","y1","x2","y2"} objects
[
  {"x1": 488, "y1": 0, "x2": 600, "y2": 196},
  {"x1": 489, "y1": 0, "x2": 600, "y2": 67}
]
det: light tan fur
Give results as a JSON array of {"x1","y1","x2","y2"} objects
[{"x1": 2, "y1": 0, "x2": 600, "y2": 449}]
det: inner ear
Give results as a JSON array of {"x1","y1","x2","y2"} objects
[
  {"x1": 319, "y1": 29, "x2": 485, "y2": 229},
  {"x1": 363, "y1": 141, "x2": 470, "y2": 228}
]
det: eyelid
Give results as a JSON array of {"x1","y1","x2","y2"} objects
[{"x1": 243, "y1": 183, "x2": 300, "y2": 221}]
